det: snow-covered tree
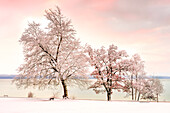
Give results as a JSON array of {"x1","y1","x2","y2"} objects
[
  {"x1": 123, "y1": 54, "x2": 145, "y2": 101},
  {"x1": 137, "y1": 78, "x2": 163, "y2": 102},
  {"x1": 132, "y1": 75, "x2": 148, "y2": 101},
  {"x1": 86, "y1": 44, "x2": 129, "y2": 101},
  {"x1": 153, "y1": 78, "x2": 164, "y2": 102},
  {"x1": 13, "y1": 6, "x2": 88, "y2": 98}
]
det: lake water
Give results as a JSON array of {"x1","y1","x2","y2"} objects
[{"x1": 0, "y1": 79, "x2": 170, "y2": 101}]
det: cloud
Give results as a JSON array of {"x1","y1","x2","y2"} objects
[
  {"x1": 64, "y1": 0, "x2": 170, "y2": 75},
  {"x1": 108, "y1": 0, "x2": 170, "y2": 31},
  {"x1": 1, "y1": 0, "x2": 170, "y2": 75},
  {"x1": 0, "y1": 0, "x2": 55, "y2": 74}
]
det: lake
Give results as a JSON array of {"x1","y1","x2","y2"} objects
[{"x1": 0, "y1": 79, "x2": 170, "y2": 101}]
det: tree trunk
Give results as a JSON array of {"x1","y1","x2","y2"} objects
[
  {"x1": 107, "y1": 91, "x2": 111, "y2": 101},
  {"x1": 135, "y1": 74, "x2": 138, "y2": 101},
  {"x1": 61, "y1": 79, "x2": 68, "y2": 98},
  {"x1": 137, "y1": 92, "x2": 140, "y2": 101},
  {"x1": 131, "y1": 87, "x2": 134, "y2": 100},
  {"x1": 134, "y1": 88, "x2": 137, "y2": 100},
  {"x1": 157, "y1": 94, "x2": 159, "y2": 102},
  {"x1": 131, "y1": 75, "x2": 134, "y2": 100}
]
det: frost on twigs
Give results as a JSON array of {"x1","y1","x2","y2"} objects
[
  {"x1": 122, "y1": 54, "x2": 146, "y2": 101},
  {"x1": 135, "y1": 78, "x2": 163, "y2": 101},
  {"x1": 121, "y1": 54, "x2": 163, "y2": 102},
  {"x1": 86, "y1": 44, "x2": 130, "y2": 101},
  {"x1": 13, "y1": 6, "x2": 89, "y2": 98}
]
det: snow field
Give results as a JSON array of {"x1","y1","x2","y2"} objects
[{"x1": 0, "y1": 98, "x2": 170, "y2": 113}]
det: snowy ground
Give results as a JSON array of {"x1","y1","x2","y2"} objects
[{"x1": 0, "y1": 98, "x2": 170, "y2": 113}]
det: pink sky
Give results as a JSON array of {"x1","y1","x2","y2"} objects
[{"x1": 0, "y1": 0, "x2": 170, "y2": 76}]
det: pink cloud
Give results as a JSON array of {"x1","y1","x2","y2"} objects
[
  {"x1": 0, "y1": 0, "x2": 48, "y2": 8},
  {"x1": 1, "y1": 0, "x2": 170, "y2": 75},
  {"x1": 83, "y1": 0, "x2": 116, "y2": 11}
]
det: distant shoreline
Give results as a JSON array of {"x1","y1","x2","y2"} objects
[
  {"x1": 0, "y1": 75, "x2": 170, "y2": 79},
  {"x1": 0, "y1": 75, "x2": 15, "y2": 79}
]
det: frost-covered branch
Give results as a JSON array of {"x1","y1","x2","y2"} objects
[{"x1": 13, "y1": 6, "x2": 89, "y2": 98}]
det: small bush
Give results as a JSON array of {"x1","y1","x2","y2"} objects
[
  {"x1": 71, "y1": 95, "x2": 76, "y2": 100},
  {"x1": 28, "y1": 92, "x2": 34, "y2": 98}
]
